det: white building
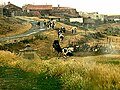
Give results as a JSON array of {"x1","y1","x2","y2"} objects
[
  {"x1": 69, "y1": 18, "x2": 83, "y2": 23},
  {"x1": 79, "y1": 11, "x2": 105, "y2": 21}
]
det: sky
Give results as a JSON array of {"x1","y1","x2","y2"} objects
[{"x1": 0, "y1": 0, "x2": 120, "y2": 15}]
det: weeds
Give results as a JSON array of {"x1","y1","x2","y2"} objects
[{"x1": 0, "y1": 51, "x2": 120, "y2": 90}]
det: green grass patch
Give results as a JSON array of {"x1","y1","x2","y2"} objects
[{"x1": 0, "y1": 66, "x2": 63, "y2": 90}]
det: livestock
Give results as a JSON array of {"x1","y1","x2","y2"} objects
[
  {"x1": 62, "y1": 47, "x2": 74, "y2": 57},
  {"x1": 53, "y1": 40, "x2": 62, "y2": 56},
  {"x1": 73, "y1": 45, "x2": 80, "y2": 52},
  {"x1": 37, "y1": 21, "x2": 40, "y2": 26},
  {"x1": 46, "y1": 20, "x2": 55, "y2": 29},
  {"x1": 58, "y1": 29, "x2": 64, "y2": 34},
  {"x1": 58, "y1": 26, "x2": 66, "y2": 37},
  {"x1": 61, "y1": 26, "x2": 66, "y2": 33},
  {"x1": 58, "y1": 30, "x2": 64, "y2": 41},
  {"x1": 59, "y1": 33, "x2": 64, "y2": 41},
  {"x1": 71, "y1": 27, "x2": 77, "y2": 34},
  {"x1": 43, "y1": 20, "x2": 47, "y2": 26},
  {"x1": 46, "y1": 20, "x2": 51, "y2": 28},
  {"x1": 53, "y1": 40, "x2": 74, "y2": 57},
  {"x1": 51, "y1": 21, "x2": 55, "y2": 29}
]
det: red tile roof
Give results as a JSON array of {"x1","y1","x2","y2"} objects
[{"x1": 23, "y1": 4, "x2": 52, "y2": 10}]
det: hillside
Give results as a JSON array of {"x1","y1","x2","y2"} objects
[
  {"x1": 0, "y1": 51, "x2": 120, "y2": 90},
  {"x1": 1, "y1": 17, "x2": 120, "y2": 58},
  {"x1": 0, "y1": 16, "x2": 32, "y2": 38},
  {"x1": 0, "y1": 16, "x2": 120, "y2": 89}
]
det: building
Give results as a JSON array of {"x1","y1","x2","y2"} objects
[
  {"x1": 83, "y1": 18, "x2": 96, "y2": 28},
  {"x1": 22, "y1": 4, "x2": 52, "y2": 17},
  {"x1": 3, "y1": 2, "x2": 22, "y2": 17},
  {"x1": 46, "y1": 16, "x2": 61, "y2": 21},
  {"x1": 107, "y1": 15, "x2": 120, "y2": 23},
  {"x1": 51, "y1": 5, "x2": 78, "y2": 17},
  {"x1": 69, "y1": 17, "x2": 83, "y2": 23},
  {"x1": 79, "y1": 11, "x2": 105, "y2": 22}
]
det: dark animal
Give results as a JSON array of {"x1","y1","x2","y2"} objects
[
  {"x1": 53, "y1": 40, "x2": 74, "y2": 57},
  {"x1": 43, "y1": 20, "x2": 47, "y2": 26},
  {"x1": 37, "y1": 21, "x2": 40, "y2": 26},
  {"x1": 53, "y1": 40, "x2": 62, "y2": 55},
  {"x1": 51, "y1": 21, "x2": 55, "y2": 29}
]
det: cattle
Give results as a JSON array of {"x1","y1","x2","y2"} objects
[
  {"x1": 58, "y1": 30, "x2": 64, "y2": 41},
  {"x1": 71, "y1": 27, "x2": 77, "y2": 34},
  {"x1": 58, "y1": 30, "x2": 63, "y2": 35},
  {"x1": 46, "y1": 20, "x2": 55, "y2": 29},
  {"x1": 59, "y1": 33, "x2": 64, "y2": 41},
  {"x1": 46, "y1": 20, "x2": 51, "y2": 28},
  {"x1": 53, "y1": 40, "x2": 74, "y2": 57},
  {"x1": 62, "y1": 47, "x2": 74, "y2": 57},
  {"x1": 37, "y1": 21, "x2": 40, "y2": 26},
  {"x1": 51, "y1": 21, "x2": 55, "y2": 29},
  {"x1": 53, "y1": 40, "x2": 62, "y2": 56},
  {"x1": 61, "y1": 26, "x2": 66, "y2": 33},
  {"x1": 43, "y1": 20, "x2": 47, "y2": 27}
]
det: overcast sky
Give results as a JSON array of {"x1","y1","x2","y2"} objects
[{"x1": 1, "y1": 0, "x2": 120, "y2": 15}]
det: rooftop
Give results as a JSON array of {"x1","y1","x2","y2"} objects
[
  {"x1": 22, "y1": 4, "x2": 52, "y2": 10},
  {"x1": 53, "y1": 7, "x2": 76, "y2": 10}
]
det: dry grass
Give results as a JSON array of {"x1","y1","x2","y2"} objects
[
  {"x1": 16, "y1": 16, "x2": 48, "y2": 21},
  {"x1": 0, "y1": 16, "x2": 32, "y2": 38},
  {"x1": 0, "y1": 50, "x2": 120, "y2": 90},
  {"x1": 0, "y1": 22, "x2": 31, "y2": 38},
  {"x1": 97, "y1": 23, "x2": 120, "y2": 32},
  {"x1": 1, "y1": 16, "x2": 120, "y2": 89}
]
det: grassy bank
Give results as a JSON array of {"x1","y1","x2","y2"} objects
[
  {"x1": 0, "y1": 51, "x2": 120, "y2": 90},
  {"x1": 0, "y1": 16, "x2": 32, "y2": 38}
]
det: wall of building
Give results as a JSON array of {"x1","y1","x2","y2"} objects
[
  {"x1": 69, "y1": 18, "x2": 83, "y2": 23},
  {"x1": 79, "y1": 11, "x2": 105, "y2": 21}
]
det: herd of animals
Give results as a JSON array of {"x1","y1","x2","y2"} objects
[
  {"x1": 37, "y1": 20, "x2": 77, "y2": 57},
  {"x1": 0, "y1": 20, "x2": 116, "y2": 58},
  {"x1": 52, "y1": 24, "x2": 115, "y2": 58},
  {"x1": 37, "y1": 20, "x2": 116, "y2": 57},
  {"x1": 53, "y1": 26, "x2": 78, "y2": 57}
]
